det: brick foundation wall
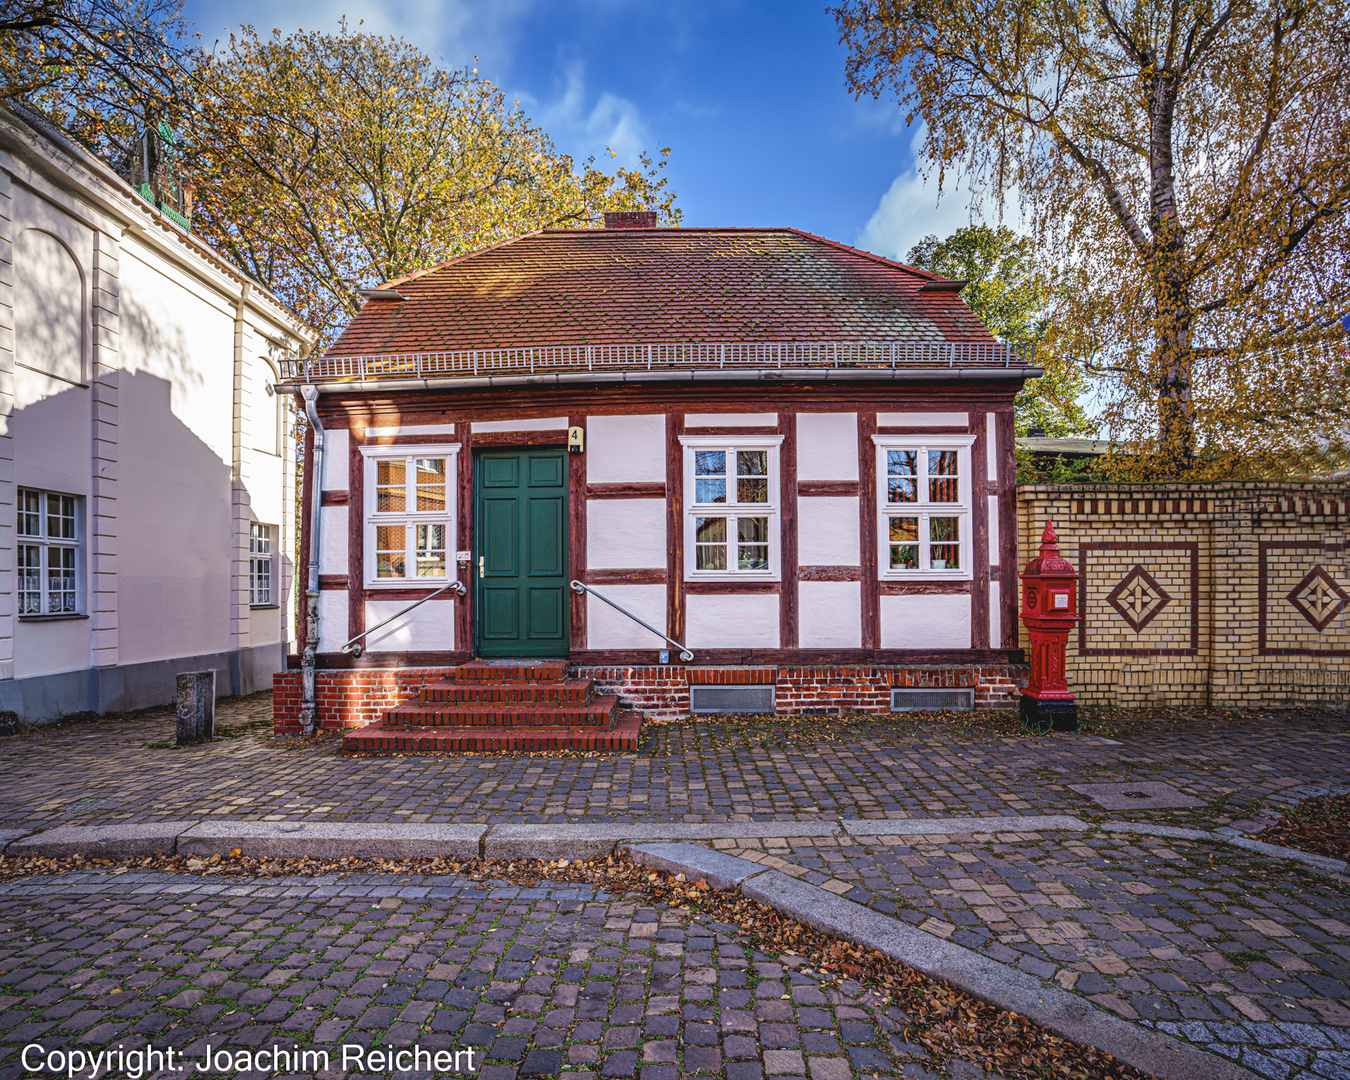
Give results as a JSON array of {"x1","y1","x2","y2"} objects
[
  {"x1": 273, "y1": 668, "x2": 450, "y2": 734},
  {"x1": 1018, "y1": 481, "x2": 1349, "y2": 708},
  {"x1": 273, "y1": 662, "x2": 1029, "y2": 732},
  {"x1": 579, "y1": 664, "x2": 1026, "y2": 721}
]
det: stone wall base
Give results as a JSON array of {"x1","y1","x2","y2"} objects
[
  {"x1": 272, "y1": 662, "x2": 1029, "y2": 733},
  {"x1": 2, "y1": 642, "x2": 284, "y2": 724}
]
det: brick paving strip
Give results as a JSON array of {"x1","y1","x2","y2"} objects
[{"x1": 6, "y1": 816, "x2": 1348, "y2": 1079}]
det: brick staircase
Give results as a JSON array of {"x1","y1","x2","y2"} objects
[{"x1": 340, "y1": 661, "x2": 641, "y2": 753}]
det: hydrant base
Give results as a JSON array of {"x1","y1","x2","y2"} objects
[{"x1": 1020, "y1": 694, "x2": 1079, "y2": 733}]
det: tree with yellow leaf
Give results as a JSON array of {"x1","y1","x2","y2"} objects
[
  {"x1": 0, "y1": 0, "x2": 189, "y2": 160},
  {"x1": 836, "y1": 0, "x2": 1350, "y2": 477},
  {"x1": 187, "y1": 25, "x2": 680, "y2": 344}
]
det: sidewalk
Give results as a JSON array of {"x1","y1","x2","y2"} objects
[{"x1": 1, "y1": 694, "x2": 1347, "y2": 830}]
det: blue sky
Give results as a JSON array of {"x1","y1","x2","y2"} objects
[{"x1": 180, "y1": 0, "x2": 989, "y2": 262}]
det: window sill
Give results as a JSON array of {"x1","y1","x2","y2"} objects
[
  {"x1": 881, "y1": 574, "x2": 973, "y2": 582},
  {"x1": 685, "y1": 575, "x2": 781, "y2": 583},
  {"x1": 250, "y1": 604, "x2": 280, "y2": 610},
  {"x1": 19, "y1": 613, "x2": 89, "y2": 622},
  {"x1": 364, "y1": 581, "x2": 459, "y2": 590}
]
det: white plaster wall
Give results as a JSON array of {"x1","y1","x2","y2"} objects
[
  {"x1": 878, "y1": 412, "x2": 968, "y2": 427},
  {"x1": 586, "y1": 414, "x2": 665, "y2": 483},
  {"x1": 797, "y1": 497, "x2": 860, "y2": 565},
  {"x1": 321, "y1": 506, "x2": 349, "y2": 576},
  {"x1": 251, "y1": 359, "x2": 281, "y2": 455},
  {"x1": 14, "y1": 229, "x2": 85, "y2": 384},
  {"x1": 244, "y1": 459, "x2": 283, "y2": 529},
  {"x1": 880, "y1": 594, "x2": 971, "y2": 648},
  {"x1": 685, "y1": 413, "x2": 776, "y2": 426},
  {"x1": 322, "y1": 428, "x2": 349, "y2": 491},
  {"x1": 587, "y1": 499, "x2": 665, "y2": 568},
  {"x1": 116, "y1": 247, "x2": 236, "y2": 666},
  {"x1": 686, "y1": 594, "x2": 779, "y2": 648},
  {"x1": 14, "y1": 620, "x2": 88, "y2": 679},
  {"x1": 988, "y1": 495, "x2": 999, "y2": 564},
  {"x1": 586, "y1": 584, "x2": 666, "y2": 649},
  {"x1": 986, "y1": 413, "x2": 998, "y2": 478},
  {"x1": 989, "y1": 580, "x2": 1001, "y2": 647},
  {"x1": 472, "y1": 417, "x2": 568, "y2": 433},
  {"x1": 799, "y1": 582, "x2": 861, "y2": 648},
  {"x1": 317, "y1": 591, "x2": 349, "y2": 653},
  {"x1": 12, "y1": 368, "x2": 92, "y2": 498},
  {"x1": 364, "y1": 598, "x2": 456, "y2": 651},
  {"x1": 797, "y1": 413, "x2": 858, "y2": 480},
  {"x1": 248, "y1": 605, "x2": 281, "y2": 648}
]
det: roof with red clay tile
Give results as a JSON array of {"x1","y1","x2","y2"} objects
[{"x1": 325, "y1": 227, "x2": 996, "y2": 357}]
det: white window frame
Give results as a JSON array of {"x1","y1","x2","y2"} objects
[
  {"x1": 873, "y1": 435, "x2": 974, "y2": 581},
  {"x1": 16, "y1": 487, "x2": 84, "y2": 617},
  {"x1": 360, "y1": 443, "x2": 460, "y2": 589},
  {"x1": 249, "y1": 523, "x2": 276, "y2": 607},
  {"x1": 679, "y1": 434, "x2": 783, "y2": 581}
]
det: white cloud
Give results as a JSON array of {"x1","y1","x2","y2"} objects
[
  {"x1": 856, "y1": 127, "x2": 1026, "y2": 263},
  {"x1": 524, "y1": 59, "x2": 650, "y2": 167},
  {"x1": 856, "y1": 168, "x2": 981, "y2": 264},
  {"x1": 191, "y1": 0, "x2": 531, "y2": 73}
]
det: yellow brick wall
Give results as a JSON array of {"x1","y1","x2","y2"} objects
[{"x1": 1016, "y1": 483, "x2": 1349, "y2": 707}]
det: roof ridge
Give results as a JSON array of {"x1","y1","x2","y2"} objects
[
  {"x1": 530, "y1": 225, "x2": 947, "y2": 282},
  {"x1": 778, "y1": 228, "x2": 943, "y2": 281}
]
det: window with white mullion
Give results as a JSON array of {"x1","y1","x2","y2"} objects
[
  {"x1": 874, "y1": 437, "x2": 973, "y2": 579},
  {"x1": 17, "y1": 488, "x2": 82, "y2": 615},
  {"x1": 682, "y1": 436, "x2": 782, "y2": 580},
  {"x1": 249, "y1": 523, "x2": 274, "y2": 606},
  {"x1": 362, "y1": 444, "x2": 459, "y2": 587}
]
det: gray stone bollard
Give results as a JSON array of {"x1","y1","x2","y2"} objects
[{"x1": 176, "y1": 670, "x2": 215, "y2": 745}]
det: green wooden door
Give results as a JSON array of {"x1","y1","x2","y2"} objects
[{"x1": 474, "y1": 449, "x2": 570, "y2": 658}]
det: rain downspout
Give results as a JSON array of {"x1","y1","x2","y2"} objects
[{"x1": 300, "y1": 385, "x2": 324, "y2": 735}]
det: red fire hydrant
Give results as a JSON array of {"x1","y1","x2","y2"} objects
[{"x1": 1019, "y1": 520, "x2": 1079, "y2": 732}]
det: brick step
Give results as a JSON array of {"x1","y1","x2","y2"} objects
[
  {"x1": 342, "y1": 713, "x2": 642, "y2": 754},
  {"x1": 445, "y1": 661, "x2": 570, "y2": 683},
  {"x1": 419, "y1": 678, "x2": 595, "y2": 705},
  {"x1": 383, "y1": 696, "x2": 620, "y2": 729}
]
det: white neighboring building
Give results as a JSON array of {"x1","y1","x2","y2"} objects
[{"x1": 0, "y1": 107, "x2": 314, "y2": 720}]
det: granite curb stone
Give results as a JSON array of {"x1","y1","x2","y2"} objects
[
  {"x1": 0, "y1": 828, "x2": 32, "y2": 852},
  {"x1": 738, "y1": 869, "x2": 1258, "y2": 1080},
  {"x1": 483, "y1": 821, "x2": 843, "y2": 859},
  {"x1": 10, "y1": 822, "x2": 194, "y2": 858},
  {"x1": 177, "y1": 820, "x2": 487, "y2": 860},
  {"x1": 1102, "y1": 820, "x2": 1348, "y2": 874},
  {"x1": 841, "y1": 814, "x2": 1089, "y2": 836},
  {"x1": 627, "y1": 843, "x2": 769, "y2": 889}
]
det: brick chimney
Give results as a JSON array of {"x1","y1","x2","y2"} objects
[{"x1": 603, "y1": 210, "x2": 658, "y2": 229}]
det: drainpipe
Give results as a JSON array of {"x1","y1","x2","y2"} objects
[{"x1": 300, "y1": 385, "x2": 324, "y2": 736}]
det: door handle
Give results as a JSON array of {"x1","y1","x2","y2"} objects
[{"x1": 478, "y1": 556, "x2": 485, "y2": 579}]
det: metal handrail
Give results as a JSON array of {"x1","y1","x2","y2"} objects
[
  {"x1": 341, "y1": 580, "x2": 467, "y2": 657},
  {"x1": 571, "y1": 579, "x2": 693, "y2": 662}
]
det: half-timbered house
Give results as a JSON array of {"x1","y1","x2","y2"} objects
[{"x1": 274, "y1": 213, "x2": 1041, "y2": 748}]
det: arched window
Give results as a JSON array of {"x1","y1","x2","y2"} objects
[{"x1": 14, "y1": 229, "x2": 85, "y2": 385}]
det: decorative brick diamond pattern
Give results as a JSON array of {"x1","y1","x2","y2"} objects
[
  {"x1": 1286, "y1": 565, "x2": 1349, "y2": 632},
  {"x1": 1105, "y1": 565, "x2": 1172, "y2": 632}
]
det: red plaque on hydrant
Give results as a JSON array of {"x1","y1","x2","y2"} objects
[{"x1": 1019, "y1": 520, "x2": 1079, "y2": 732}]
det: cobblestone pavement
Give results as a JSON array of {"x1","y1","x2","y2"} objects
[
  {"x1": 0, "y1": 870, "x2": 967, "y2": 1080},
  {"x1": 1, "y1": 694, "x2": 1347, "y2": 831},
  {"x1": 715, "y1": 831, "x2": 1350, "y2": 1079}
]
